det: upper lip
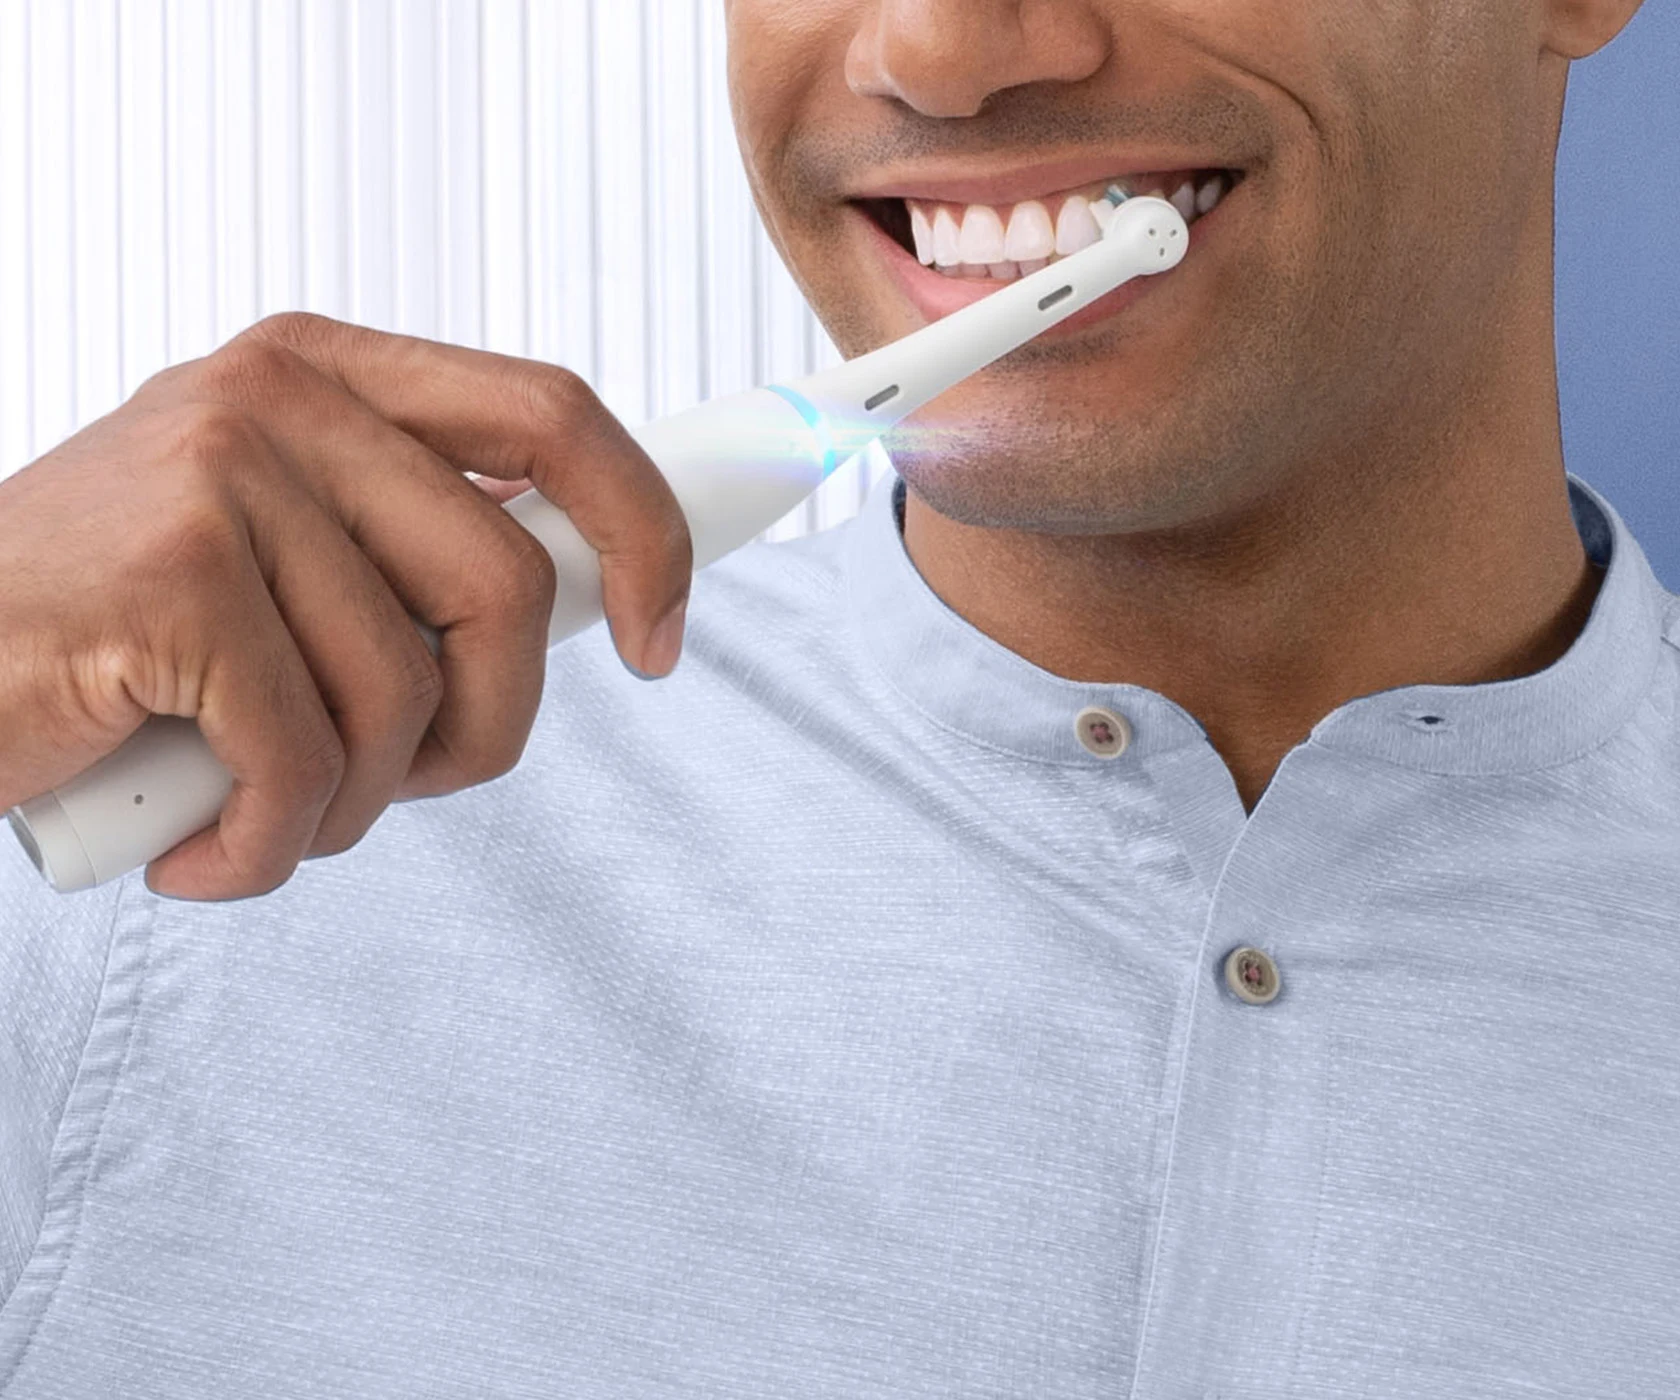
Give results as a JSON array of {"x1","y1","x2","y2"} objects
[{"x1": 846, "y1": 151, "x2": 1243, "y2": 207}]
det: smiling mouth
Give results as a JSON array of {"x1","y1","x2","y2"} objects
[{"x1": 856, "y1": 167, "x2": 1243, "y2": 281}]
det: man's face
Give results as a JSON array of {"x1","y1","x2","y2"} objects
[{"x1": 723, "y1": 1, "x2": 1560, "y2": 535}]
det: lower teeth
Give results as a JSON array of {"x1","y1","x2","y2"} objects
[
  {"x1": 938, "y1": 263, "x2": 1005, "y2": 279},
  {"x1": 937, "y1": 258, "x2": 1041, "y2": 280}
]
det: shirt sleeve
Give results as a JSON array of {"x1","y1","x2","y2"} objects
[{"x1": 0, "y1": 837, "x2": 129, "y2": 1306}]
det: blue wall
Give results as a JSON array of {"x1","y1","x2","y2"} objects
[{"x1": 1556, "y1": 0, "x2": 1679, "y2": 590}]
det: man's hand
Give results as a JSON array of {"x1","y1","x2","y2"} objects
[{"x1": 0, "y1": 313, "x2": 692, "y2": 901}]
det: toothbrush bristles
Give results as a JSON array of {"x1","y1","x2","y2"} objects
[{"x1": 1104, "y1": 182, "x2": 1132, "y2": 205}]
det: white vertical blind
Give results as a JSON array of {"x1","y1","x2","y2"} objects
[{"x1": 0, "y1": 0, "x2": 887, "y2": 543}]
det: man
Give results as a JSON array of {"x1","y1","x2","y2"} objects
[{"x1": 1, "y1": 1, "x2": 1674, "y2": 1395}]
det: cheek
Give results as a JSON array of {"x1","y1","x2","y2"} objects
[
  {"x1": 726, "y1": 3, "x2": 859, "y2": 210},
  {"x1": 726, "y1": 2, "x2": 852, "y2": 123},
  {"x1": 1308, "y1": 14, "x2": 1538, "y2": 355},
  {"x1": 1313, "y1": 1, "x2": 1534, "y2": 218}
]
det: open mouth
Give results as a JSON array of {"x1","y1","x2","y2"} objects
[{"x1": 856, "y1": 167, "x2": 1243, "y2": 281}]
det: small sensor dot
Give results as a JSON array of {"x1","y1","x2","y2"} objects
[{"x1": 134, "y1": 794, "x2": 145, "y2": 805}]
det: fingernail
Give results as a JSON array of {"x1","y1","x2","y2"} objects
[{"x1": 641, "y1": 596, "x2": 688, "y2": 678}]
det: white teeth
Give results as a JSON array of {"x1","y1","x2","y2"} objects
[
  {"x1": 900, "y1": 172, "x2": 1234, "y2": 281},
  {"x1": 1002, "y1": 200, "x2": 1054, "y2": 261},
  {"x1": 1055, "y1": 195, "x2": 1100, "y2": 255},
  {"x1": 909, "y1": 204, "x2": 934, "y2": 264},
  {"x1": 957, "y1": 204, "x2": 1006, "y2": 264},
  {"x1": 932, "y1": 206, "x2": 962, "y2": 266}
]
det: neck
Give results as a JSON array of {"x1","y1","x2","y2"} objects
[{"x1": 899, "y1": 243, "x2": 1601, "y2": 815}]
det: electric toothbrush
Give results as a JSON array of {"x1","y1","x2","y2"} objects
[{"x1": 9, "y1": 193, "x2": 1188, "y2": 892}]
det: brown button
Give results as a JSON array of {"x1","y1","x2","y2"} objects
[
  {"x1": 1223, "y1": 946, "x2": 1280, "y2": 1005},
  {"x1": 1074, "y1": 706, "x2": 1132, "y2": 759}
]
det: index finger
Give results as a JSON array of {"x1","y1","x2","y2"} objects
[{"x1": 244, "y1": 313, "x2": 694, "y2": 672}]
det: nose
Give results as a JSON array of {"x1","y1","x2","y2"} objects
[{"x1": 845, "y1": 0, "x2": 1110, "y2": 119}]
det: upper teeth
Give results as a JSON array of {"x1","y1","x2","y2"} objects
[{"x1": 906, "y1": 170, "x2": 1232, "y2": 277}]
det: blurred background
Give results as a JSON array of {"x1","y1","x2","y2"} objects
[{"x1": 0, "y1": 0, "x2": 1674, "y2": 581}]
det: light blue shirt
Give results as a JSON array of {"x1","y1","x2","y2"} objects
[{"x1": 3, "y1": 461, "x2": 1679, "y2": 1398}]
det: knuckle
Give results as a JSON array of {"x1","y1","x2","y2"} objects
[
  {"x1": 240, "y1": 858, "x2": 300, "y2": 900},
  {"x1": 511, "y1": 372, "x2": 691, "y2": 578},
  {"x1": 452, "y1": 727, "x2": 528, "y2": 789},
  {"x1": 167, "y1": 399, "x2": 261, "y2": 475},
  {"x1": 493, "y1": 522, "x2": 560, "y2": 616},
  {"x1": 217, "y1": 829, "x2": 308, "y2": 899},
  {"x1": 302, "y1": 653, "x2": 438, "y2": 862},
  {"x1": 133, "y1": 360, "x2": 194, "y2": 404},
  {"x1": 343, "y1": 580, "x2": 447, "y2": 730},
  {"x1": 306, "y1": 821, "x2": 368, "y2": 861},
  {"x1": 614, "y1": 507, "x2": 693, "y2": 584},
  {"x1": 254, "y1": 861, "x2": 309, "y2": 897},
  {"x1": 193, "y1": 333, "x2": 304, "y2": 405},
  {"x1": 142, "y1": 485, "x2": 243, "y2": 587},
  {"x1": 481, "y1": 738, "x2": 528, "y2": 785},
  {"x1": 293, "y1": 723, "x2": 348, "y2": 800},
  {"x1": 460, "y1": 506, "x2": 558, "y2": 631},
  {"x1": 520, "y1": 365, "x2": 597, "y2": 432},
  {"x1": 425, "y1": 702, "x2": 530, "y2": 792},
  {"x1": 393, "y1": 642, "x2": 446, "y2": 723},
  {"x1": 245, "y1": 309, "x2": 338, "y2": 353},
  {"x1": 655, "y1": 510, "x2": 695, "y2": 573}
]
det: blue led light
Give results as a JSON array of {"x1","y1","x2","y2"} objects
[{"x1": 765, "y1": 384, "x2": 837, "y2": 480}]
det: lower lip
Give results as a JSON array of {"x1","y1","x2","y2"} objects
[{"x1": 856, "y1": 182, "x2": 1237, "y2": 337}]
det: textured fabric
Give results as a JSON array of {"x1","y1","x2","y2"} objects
[{"x1": 2, "y1": 450, "x2": 1678, "y2": 1399}]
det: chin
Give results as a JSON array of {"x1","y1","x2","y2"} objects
[
  {"x1": 886, "y1": 427, "x2": 1112, "y2": 532},
  {"x1": 887, "y1": 393, "x2": 1262, "y2": 539}
]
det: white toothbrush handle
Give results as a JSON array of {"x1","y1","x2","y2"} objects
[{"x1": 7, "y1": 386, "x2": 825, "y2": 893}]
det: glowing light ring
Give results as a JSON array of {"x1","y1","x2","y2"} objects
[{"x1": 765, "y1": 383, "x2": 838, "y2": 480}]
